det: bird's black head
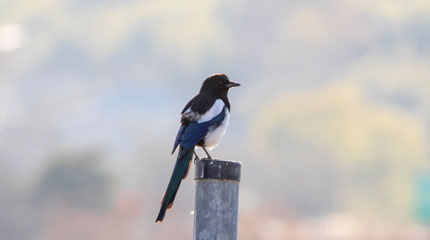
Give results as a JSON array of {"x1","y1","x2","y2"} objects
[{"x1": 199, "y1": 73, "x2": 240, "y2": 97}]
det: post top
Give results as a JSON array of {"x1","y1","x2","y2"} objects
[{"x1": 195, "y1": 159, "x2": 241, "y2": 181}]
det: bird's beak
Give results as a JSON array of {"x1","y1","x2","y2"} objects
[{"x1": 226, "y1": 81, "x2": 241, "y2": 88}]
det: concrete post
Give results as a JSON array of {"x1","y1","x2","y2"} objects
[{"x1": 194, "y1": 159, "x2": 241, "y2": 240}]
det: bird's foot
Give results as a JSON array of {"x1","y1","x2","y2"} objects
[
  {"x1": 202, "y1": 146, "x2": 212, "y2": 160},
  {"x1": 193, "y1": 150, "x2": 200, "y2": 163}
]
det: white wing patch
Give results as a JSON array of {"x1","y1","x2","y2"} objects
[
  {"x1": 197, "y1": 99, "x2": 225, "y2": 123},
  {"x1": 182, "y1": 99, "x2": 225, "y2": 123}
]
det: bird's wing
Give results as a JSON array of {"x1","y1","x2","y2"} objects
[
  {"x1": 172, "y1": 99, "x2": 226, "y2": 153},
  {"x1": 180, "y1": 108, "x2": 226, "y2": 149}
]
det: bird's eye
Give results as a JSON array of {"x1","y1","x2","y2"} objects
[{"x1": 218, "y1": 81, "x2": 223, "y2": 85}]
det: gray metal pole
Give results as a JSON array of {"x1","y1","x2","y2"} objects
[{"x1": 194, "y1": 159, "x2": 241, "y2": 240}]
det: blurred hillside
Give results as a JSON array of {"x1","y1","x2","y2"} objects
[{"x1": 0, "y1": 0, "x2": 429, "y2": 239}]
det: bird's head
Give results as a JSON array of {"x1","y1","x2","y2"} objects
[{"x1": 199, "y1": 73, "x2": 240, "y2": 97}]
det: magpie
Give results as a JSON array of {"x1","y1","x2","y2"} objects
[{"x1": 155, "y1": 73, "x2": 240, "y2": 223}]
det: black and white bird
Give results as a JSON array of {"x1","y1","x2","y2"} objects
[{"x1": 156, "y1": 73, "x2": 240, "y2": 222}]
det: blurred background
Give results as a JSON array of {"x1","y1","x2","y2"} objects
[{"x1": 1, "y1": 0, "x2": 429, "y2": 239}]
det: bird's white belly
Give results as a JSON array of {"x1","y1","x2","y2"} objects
[{"x1": 203, "y1": 109, "x2": 230, "y2": 150}]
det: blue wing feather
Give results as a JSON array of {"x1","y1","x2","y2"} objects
[
  {"x1": 172, "y1": 124, "x2": 186, "y2": 154},
  {"x1": 174, "y1": 107, "x2": 226, "y2": 151}
]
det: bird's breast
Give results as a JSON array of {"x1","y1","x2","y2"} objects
[{"x1": 203, "y1": 109, "x2": 230, "y2": 150}]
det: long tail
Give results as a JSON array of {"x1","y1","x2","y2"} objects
[{"x1": 155, "y1": 147, "x2": 193, "y2": 223}]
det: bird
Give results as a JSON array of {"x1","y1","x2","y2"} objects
[{"x1": 155, "y1": 73, "x2": 240, "y2": 223}]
